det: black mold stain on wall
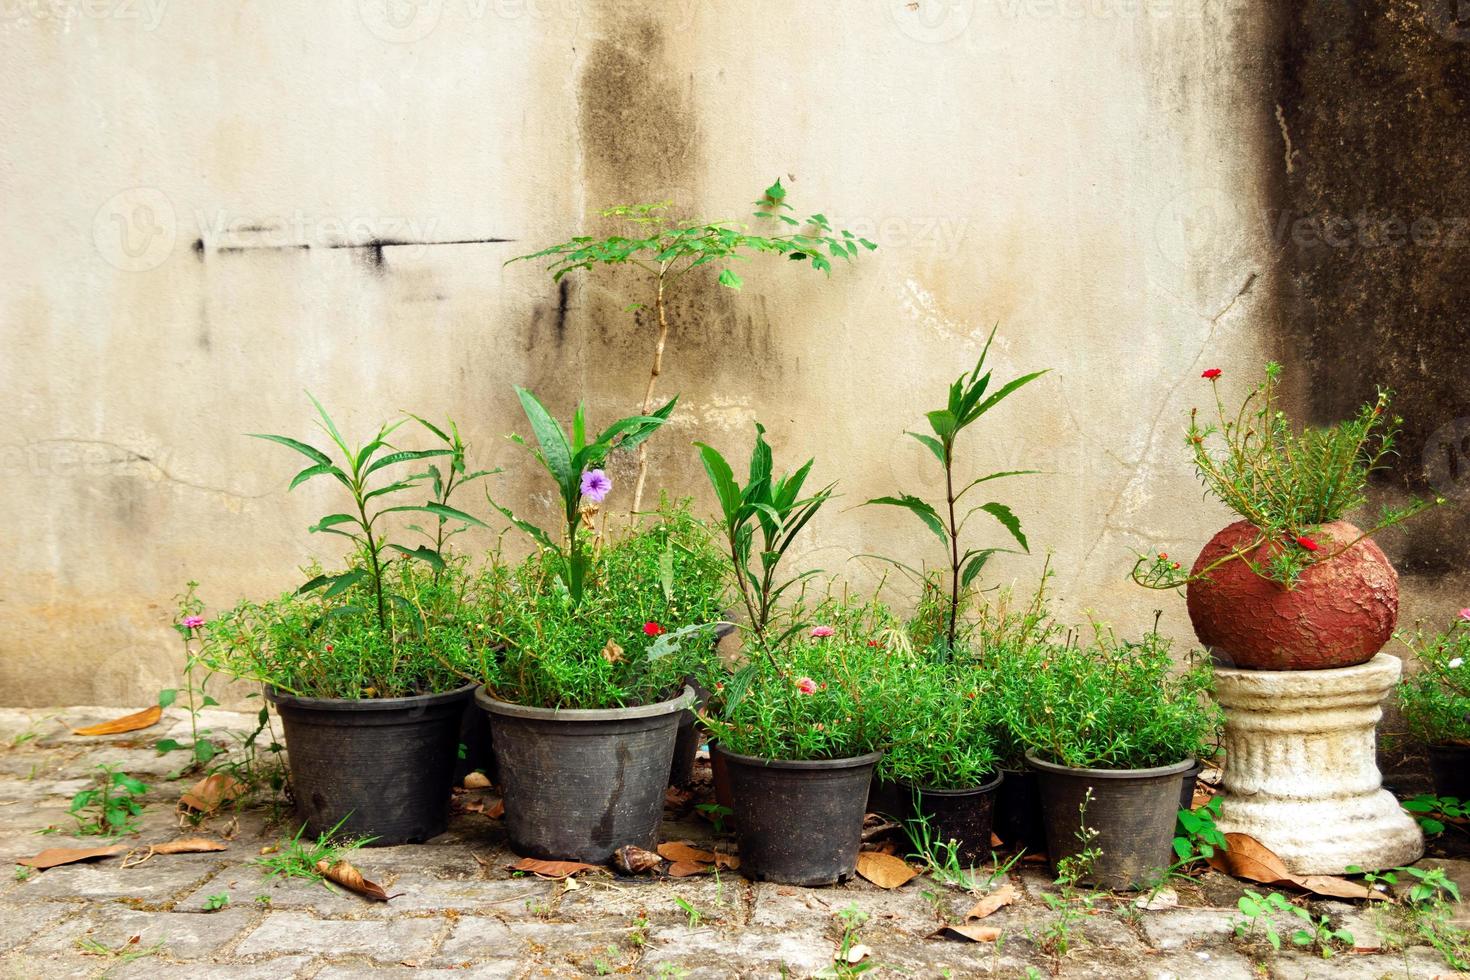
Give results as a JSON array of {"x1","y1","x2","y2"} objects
[{"x1": 1268, "y1": 1, "x2": 1470, "y2": 574}]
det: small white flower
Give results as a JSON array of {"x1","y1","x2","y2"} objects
[
  {"x1": 1374, "y1": 882, "x2": 1388, "y2": 892},
  {"x1": 1450, "y1": 658, "x2": 1464, "y2": 669}
]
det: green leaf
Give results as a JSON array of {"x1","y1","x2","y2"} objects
[
  {"x1": 960, "y1": 549, "x2": 999, "y2": 588},
  {"x1": 193, "y1": 741, "x2": 217, "y2": 763},
  {"x1": 380, "y1": 502, "x2": 488, "y2": 528},
  {"x1": 486, "y1": 495, "x2": 557, "y2": 552},
  {"x1": 696, "y1": 443, "x2": 741, "y2": 525},
  {"x1": 967, "y1": 370, "x2": 1049, "y2": 424},
  {"x1": 157, "y1": 689, "x2": 178, "y2": 709},
  {"x1": 954, "y1": 470, "x2": 1040, "y2": 500},
  {"x1": 249, "y1": 433, "x2": 331, "y2": 466},
  {"x1": 387, "y1": 544, "x2": 445, "y2": 571},
  {"x1": 322, "y1": 568, "x2": 368, "y2": 600},
  {"x1": 514, "y1": 387, "x2": 574, "y2": 491},
  {"x1": 926, "y1": 410, "x2": 957, "y2": 439},
  {"x1": 906, "y1": 431, "x2": 945, "y2": 464},
  {"x1": 979, "y1": 502, "x2": 1029, "y2": 552},
  {"x1": 866, "y1": 495, "x2": 948, "y2": 545},
  {"x1": 288, "y1": 462, "x2": 344, "y2": 490},
  {"x1": 154, "y1": 738, "x2": 184, "y2": 754},
  {"x1": 363, "y1": 448, "x2": 453, "y2": 478},
  {"x1": 308, "y1": 513, "x2": 359, "y2": 534},
  {"x1": 763, "y1": 177, "x2": 786, "y2": 202},
  {"x1": 717, "y1": 268, "x2": 743, "y2": 290}
]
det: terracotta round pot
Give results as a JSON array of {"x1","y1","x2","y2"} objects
[{"x1": 1186, "y1": 519, "x2": 1397, "y2": 671}]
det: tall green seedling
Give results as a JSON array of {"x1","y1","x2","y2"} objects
[
  {"x1": 509, "y1": 179, "x2": 876, "y2": 514},
  {"x1": 489, "y1": 388, "x2": 676, "y2": 605},
  {"x1": 867, "y1": 329, "x2": 1047, "y2": 657}
]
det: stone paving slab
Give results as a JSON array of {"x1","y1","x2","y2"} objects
[{"x1": 3, "y1": 706, "x2": 1469, "y2": 979}]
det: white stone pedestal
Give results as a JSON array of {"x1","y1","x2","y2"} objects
[{"x1": 1213, "y1": 653, "x2": 1423, "y2": 874}]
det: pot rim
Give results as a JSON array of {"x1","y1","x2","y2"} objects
[
  {"x1": 1024, "y1": 752, "x2": 1195, "y2": 780},
  {"x1": 713, "y1": 743, "x2": 884, "y2": 771},
  {"x1": 476, "y1": 684, "x2": 693, "y2": 721},
  {"x1": 910, "y1": 769, "x2": 1005, "y2": 796},
  {"x1": 265, "y1": 680, "x2": 476, "y2": 711}
]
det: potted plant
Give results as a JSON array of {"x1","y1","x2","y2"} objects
[
  {"x1": 472, "y1": 388, "x2": 716, "y2": 863},
  {"x1": 1133, "y1": 364, "x2": 1441, "y2": 670},
  {"x1": 196, "y1": 402, "x2": 492, "y2": 845},
  {"x1": 1015, "y1": 628, "x2": 1221, "y2": 890},
  {"x1": 873, "y1": 658, "x2": 1003, "y2": 866},
  {"x1": 1397, "y1": 610, "x2": 1470, "y2": 799},
  {"x1": 694, "y1": 425, "x2": 888, "y2": 886}
]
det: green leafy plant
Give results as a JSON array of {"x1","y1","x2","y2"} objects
[
  {"x1": 1173, "y1": 796, "x2": 1228, "y2": 863},
  {"x1": 252, "y1": 396, "x2": 487, "y2": 631},
  {"x1": 815, "y1": 902, "x2": 875, "y2": 978},
  {"x1": 1011, "y1": 626, "x2": 1221, "y2": 771},
  {"x1": 14, "y1": 865, "x2": 31, "y2": 882},
  {"x1": 67, "y1": 764, "x2": 148, "y2": 836},
  {"x1": 255, "y1": 818, "x2": 370, "y2": 887},
  {"x1": 877, "y1": 658, "x2": 998, "y2": 790},
  {"x1": 203, "y1": 892, "x2": 229, "y2": 911},
  {"x1": 868, "y1": 330, "x2": 1045, "y2": 657},
  {"x1": 489, "y1": 387, "x2": 675, "y2": 606},
  {"x1": 905, "y1": 814, "x2": 1022, "y2": 893},
  {"x1": 696, "y1": 802, "x2": 733, "y2": 836},
  {"x1": 1397, "y1": 615, "x2": 1470, "y2": 746},
  {"x1": 508, "y1": 179, "x2": 875, "y2": 513},
  {"x1": 1401, "y1": 794, "x2": 1469, "y2": 836},
  {"x1": 696, "y1": 423, "x2": 833, "y2": 649},
  {"x1": 1354, "y1": 863, "x2": 1469, "y2": 969},
  {"x1": 477, "y1": 500, "x2": 728, "y2": 709},
  {"x1": 75, "y1": 937, "x2": 166, "y2": 963},
  {"x1": 1031, "y1": 791, "x2": 1102, "y2": 964},
  {"x1": 156, "y1": 583, "x2": 221, "y2": 771},
  {"x1": 1133, "y1": 363, "x2": 1439, "y2": 589},
  {"x1": 673, "y1": 895, "x2": 702, "y2": 928},
  {"x1": 1233, "y1": 889, "x2": 1353, "y2": 956},
  {"x1": 402, "y1": 415, "x2": 499, "y2": 581}
]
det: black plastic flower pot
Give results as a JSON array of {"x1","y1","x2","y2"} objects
[
  {"x1": 668, "y1": 712, "x2": 700, "y2": 788},
  {"x1": 994, "y1": 766, "x2": 1048, "y2": 855},
  {"x1": 715, "y1": 744, "x2": 883, "y2": 886},
  {"x1": 1027, "y1": 752, "x2": 1195, "y2": 891},
  {"x1": 477, "y1": 685, "x2": 693, "y2": 863},
  {"x1": 1428, "y1": 743, "x2": 1470, "y2": 800},
  {"x1": 267, "y1": 683, "x2": 474, "y2": 846},
  {"x1": 911, "y1": 772, "x2": 1004, "y2": 866},
  {"x1": 1178, "y1": 761, "x2": 1203, "y2": 811},
  {"x1": 867, "y1": 775, "x2": 913, "y2": 821}
]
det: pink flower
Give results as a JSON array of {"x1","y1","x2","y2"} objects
[
  {"x1": 795, "y1": 677, "x2": 818, "y2": 695},
  {"x1": 182, "y1": 616, "x2": 205, "y2": 629},
  {"x1": 643, "y1": 622, "x2": 665, "y2": 637},
  {"x1": 1459, "y1": 608, "x2": 1470, "y2": 623},
  {"x1": 809, "y1": 625, "x2": 834, "y2": 638},
  {"x1": 1202, "y1": 368, "x2": 1222, "y2": 380}
]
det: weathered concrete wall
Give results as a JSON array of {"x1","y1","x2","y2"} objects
[{"x1": 4, "y1": 0, "x2": 1444, "y2": 708}]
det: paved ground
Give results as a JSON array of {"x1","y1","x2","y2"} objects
[{"x1": 1, "y1": 706, "x2": 1466, "y2": 979}]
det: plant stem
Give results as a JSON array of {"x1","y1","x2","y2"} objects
[
  {"x1": 944, "y1": 442, "x2": 961, "y2": 657},
  {"x1": 631, "y1": 267, "x2": 670, "y2": 517},
  {"x1": 355, "y1": 493, "x2": 388, "y2": 633}
]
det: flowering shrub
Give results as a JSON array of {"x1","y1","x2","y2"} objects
[
  {"x1": 1398, "y1": 611, "x2": 1470, "y2": 745},
  {"x1": 475, "y1": 500, "x2": 729, "y2": 709},
  {"x1": 1132, "y1": 363, "x2": 1439, "y2": 588},
  {"x1": 877, "y1": 659, "x2": 999, "y2": 790},
  {"x1": 1010, "y1": 627, "x2": 1221, "y2": 771}
]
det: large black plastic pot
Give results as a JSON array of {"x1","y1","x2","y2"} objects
[
  {"x1": 477, "y1": 685, "x2": 692, "y2": 863},
  {"x1": 866, "y1": 773, "x2": 1003, "y2": 865},
  {"x1": 1178, "y1": 761, "x2": 1203, "y2": 811},
  {"x1": 1027, "y1": 752, "x2": 1195, "y2": 891},
  {"x1": 715, "y1": 744, "x2": 882, "y2": 886},
  {"x1": 267, "y1": 683, "x2": 474, "y2": 846},
  {"x1": 994, "y1": 766, "x2": 1047, "y2": 855},
  {"x1": 1428, "y1": 743, "x2": 1470, "y2": 800}
]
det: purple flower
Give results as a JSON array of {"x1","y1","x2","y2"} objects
[
  {"x1": 580, "y1": 469, "x2": 612, "y2": 503},
  {"x1": 182, "y1": 616, "x2": 205, "y2": 629}
]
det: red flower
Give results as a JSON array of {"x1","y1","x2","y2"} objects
[
  {"x1": 1158, "y1": 552, "x2": 1168, "y2": 560},
  {"x1": 1295, "y1": 536, "x2": 1320, "y2": 552},
  {"x1": 1202, "y1": 368, "x2": 1222, "y2": 380},
  {"x1": 643, "y1": 622, "x2": 665, "y2": 637}
]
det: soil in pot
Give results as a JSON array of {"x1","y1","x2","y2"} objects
[
  {"x1": 1028, "y1": 752, "x2": 1195, "y2": 891},
  {"x1": 994, "y1": 766, "x2": 1048, "y2": 855},
  {"x1": 267, "y1": 683, "x2": 474, "y2": 846},
  {"x1": 715, "y1": 744, "x2": 881, "y2": 886},
  {"x1": 479, "y1": 686, "x2": 692, "y2": 864},
  {"x1": 1428, "y1": 743, "x2": 1470, "y2": 800}
]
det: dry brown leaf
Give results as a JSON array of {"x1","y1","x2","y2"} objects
[
  {"x1": 150, "y1": 837, "x2": 228, "y2": 855},
  {"x1": 929, "y1": 923, "x2": 1002, "y2": 943},
  {"x1": 664, "y1": 786, "x2": 693, "y2": 808},
  {"x1": 463, "y1": 772, "x2": 492, "y2": 789},
  {"x1": 1206, "y1": 833, "x2": 1378, "y2": 900},
  {"x1": 656, "y1": 842, "x2": 739, "y2": 870},
  {"x1": 508, "y1": 857, "x2": 604, "y2": 879},
  {"x1": 612, "y1": 845, "x2": 662, "y2": 875},
  {"x1": 19, "y1": 844, "x2": 127, "y2": 869},
  {"x1": 667, "y1": 860, "x2": 710, "y2": 877},
  {"x1": 72, "y1": 705, "x2": 162, "y2": 737},
  {"x1": 179, "y1": 773, "x2": 244, "y2": 813},
  {"x1": 964, "y1": 883, "x2": 1017, "y2": 920},
  {"x1": 855, "y1": 850, "x2": 918, "y2": 889},
  {"x1": 316, "y1": 859, "x2": 394, "y2": 901},
  {"x1": 486, "y1": 799, "x2": 505, "y2": 820}
]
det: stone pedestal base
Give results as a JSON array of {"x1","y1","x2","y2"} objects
[{"x1": 1213, "y1": 653, "x2": 1422, "y2": 874}]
